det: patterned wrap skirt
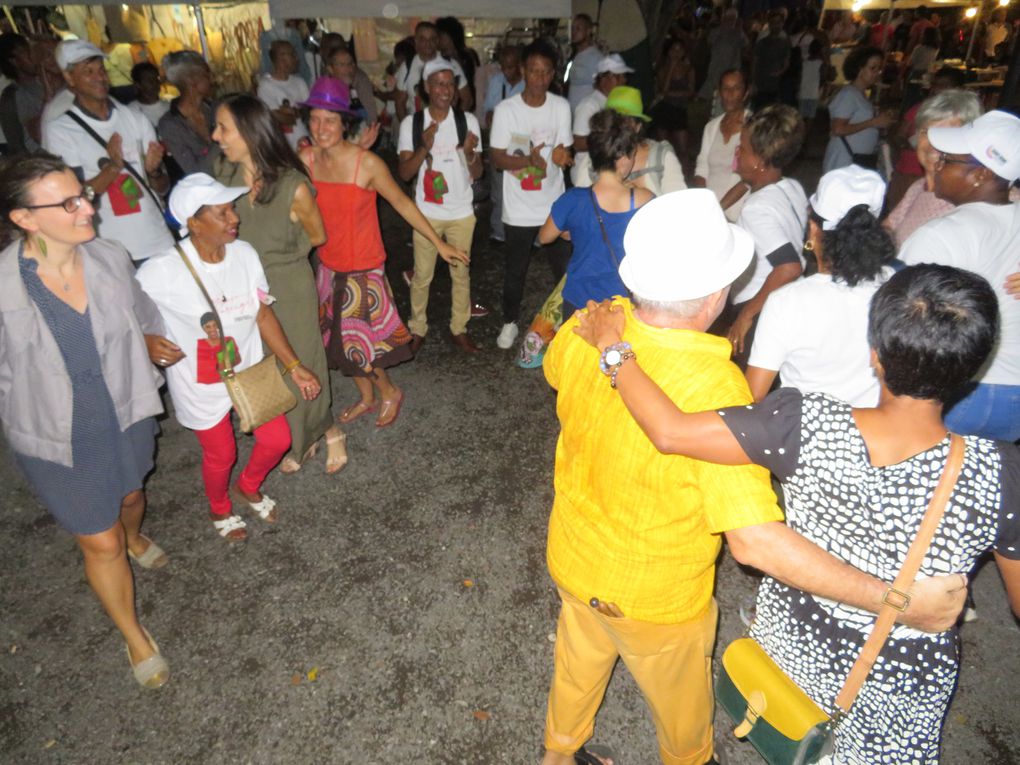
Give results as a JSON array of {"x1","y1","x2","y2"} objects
[{"x1": 317, "y1": 264, "x2": 412, "y2": 376}]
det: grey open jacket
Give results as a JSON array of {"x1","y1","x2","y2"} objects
[{"x1": 0, "y1": 237, "x2": 166, "y2": 467}]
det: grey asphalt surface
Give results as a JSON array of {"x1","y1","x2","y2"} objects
[{"x1": 2, "y1": 146, "x2": 1019, "y2": 765}]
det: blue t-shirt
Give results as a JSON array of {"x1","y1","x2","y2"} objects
[{"x1": 552, "y1": 187, "x2": 636, "y2": 307}]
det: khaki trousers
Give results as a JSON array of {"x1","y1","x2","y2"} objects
[
  {"x1": 544, "y1": 588, "x2": 718, "y2": 765},
  {"x1": 409, "y1": 214, "x2": 475, "y2": 337}
]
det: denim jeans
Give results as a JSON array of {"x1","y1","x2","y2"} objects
[{"x1": 944, "y1": 382, "x2": 1020, "y2": 442}]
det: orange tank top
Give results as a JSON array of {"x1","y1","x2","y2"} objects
[{"x1": 312, "y1": 149, "x2": 387, "y2": 272}]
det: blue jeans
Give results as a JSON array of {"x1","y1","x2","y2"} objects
[{"x1": 944, "y1": 382, "x2": 1020, "y2": 441}]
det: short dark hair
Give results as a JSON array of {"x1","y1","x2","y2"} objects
[
  {"x1": 719, "y1": 68, "x2": 747, "y2": 89},
  {"x1": 0, "y1": 33, "x2": 28, "y2": 80},
  {"x1": 200, "y1": 312, "x2": 217, "y2": 327},
  {"x1": 131, "y1": 61, "x2": 159, "y2": 83},
  {"x1": 868, "y1": 264, "x2": 998, "y2": 403},
  {"x1": 842, "y1": 46, "x2": 883, "y2": 82},
  {"x1": 522, "y1": 39, "x2": 558, "y2": 70},
  {"x1": 745, "y1": 104, "x2": 804, "y2": 170},
  {"x1": 415, "y1": 21, "x2": 438, "y2": 36},
  {"x1": 588, "y1": 109, "x2": 640, "y2": 172},
  {"x1": 0, "y1": 153, "x2": 71, "y2": 241},
  {"x1": 812, "y1": 204, "x2": 895, "y2": 287},
  {"x1": 931, "y1": 66, "x2": 966, "y2": 89}
]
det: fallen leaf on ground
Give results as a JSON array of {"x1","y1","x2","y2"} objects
[
  {"x1": 290, "y1": 674, "x2": 302, "y2": 686},
  {"x1": 307, "y1": 667, "x2": 319, "y2": 682},
  {"x1": 473, "y1": 710, "x2": 491, "y2": 721},
  {"x1": 463, "y1": 579, "x2": 474, "y2": 587},
  {"x1": 43, "y1": 740, "x2": 56, "y2": 749}
]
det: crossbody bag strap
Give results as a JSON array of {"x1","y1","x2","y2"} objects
[
  {"x1": 833, "y1": 433, "x2": 965, "y2": 713},
  {"x1": 65, "y1": 109, "x2": 170, "y2": 218},
  {"x1": 173, "y1": 243, "x2": 235, "y2": 376},
  {"x1": 589, "y1": 188, "x2": 621, "y2": 270}
]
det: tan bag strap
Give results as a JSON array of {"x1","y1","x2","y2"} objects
[
  {"x1": 834, "y1": 434, "x2": 965, "y2": 713},
  {"x1": 173, "y1": 243, "x2": 235, "y2": 376}
]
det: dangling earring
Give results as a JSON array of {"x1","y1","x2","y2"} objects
[
  {"x1": 803, "y1": 239, "x2": 814, "y2": 252},
  {"x1": 36, "y1": 236, "x2": 47, "y2": 258}
]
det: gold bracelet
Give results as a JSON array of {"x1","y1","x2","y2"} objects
[{"x1": 283, "y1": 359, "x2": 302, "y2": 373}]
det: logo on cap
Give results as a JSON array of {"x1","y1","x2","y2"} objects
[{"x1": 986, "y1": 146, "x2": 1007, "y2": 166}]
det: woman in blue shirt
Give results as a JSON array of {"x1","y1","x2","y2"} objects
[{"x1": 539, "y1": 109, "x2": 654, "y2": 318}]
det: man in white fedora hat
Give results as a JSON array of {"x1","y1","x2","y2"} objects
[{"x1": 539, "y1": 189, "x2": 965, "y2": 765}]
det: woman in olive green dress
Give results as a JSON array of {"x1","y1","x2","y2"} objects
[{"x1": 213, "y1": 94, "x2": 347, "y2": 473}]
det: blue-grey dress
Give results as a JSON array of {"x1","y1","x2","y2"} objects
[{"x1": 14, "y1": 252, "x2": 157, "y2": 536}]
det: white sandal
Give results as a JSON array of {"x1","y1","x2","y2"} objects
[
  {"x1": 211, "y1": 514, "x2": 247, "y2": 541},
  {"x1": 128, "y1": 628, "x2": 170, "y2": 689},
  {"x1": 230, "y1": 484, "x2": 278, "y2": 523}
]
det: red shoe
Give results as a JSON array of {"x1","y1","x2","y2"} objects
[{"x1": 470, "y1": 301, "x2": 491, "y2": 318}]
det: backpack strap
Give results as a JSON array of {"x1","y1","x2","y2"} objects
[
  {"x1": 453, "y1": 108, "x2": 467, "y2": 147},
  {"x1": 411, "y1": 110, "x2": 425, "y2": 153}
]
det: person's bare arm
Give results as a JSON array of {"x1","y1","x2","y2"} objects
[
  {"x1": 538, "y1": 214, "x2": 563, "y2": 245},
  {"x1": 368, "y1": 154, "x2": 468, "y2": 265},
  {"x1": 458, "y1": 84, "x2": 473, "y2": 112},
  {"x1": 745, "y1": 365, "x2": 778, "y2": 402},
  {"x1": 491, "y1": 144, "x2": 545, "y2": 173},
  {"x1": 290, "y1": 181, "x2": 326, "y2": 247},
  {"x1": 720, "y1": 181, "x2": 749, "y2": 211},
  {"x1": 573, "y1": 134, "x2": 588, "y2": 153},
  {"x1": 728, "y1": 261, "x2": 802, "y2": 354},
  {"x1": 395, "y1": 90, "x2": 409, "y2": 122},
  {"x1": 995, "y1": 553, "x2": 1020, "y2": 619},
  {"x1": 727, "y1": 522, "x2": 968, "y2": 632},
  {"x1": 463, "y1": 131, "x2": 483, "y2": 181},
  {"x1": 830, "y1": 112, "x2": 894, "y2": 137}
]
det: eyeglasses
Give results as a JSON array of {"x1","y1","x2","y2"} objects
[
  {"x1": 935, "y1": 152, "x2": 980, "y2": 170},
  {"x1": 23, "y1": 185, "x2": 95, "y2": 214}
]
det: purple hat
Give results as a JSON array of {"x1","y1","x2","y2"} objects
[{"x1": 298, "y1": 76, "x2": 354, "y2": 114}]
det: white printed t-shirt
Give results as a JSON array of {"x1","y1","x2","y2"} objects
[
  {"x1": 749, "y1": 269, "x2": 893, "y2": 407},
  {"x1": 489, "y1": 92, "x2": 573, "y2": 227},
  {"x1": 135, "y1": 238, "x2": 270, "y2": 431},
  {"x1": 570, "y1": 88, "x2": 607, "y2": 187},
  {"x1": 732, "y1": 178, "x2": 808, "y2": 304},
  {"x1": 43, "y1": 99, "x2": 173, "y2": 262},
  {"x1": 900, "y1": 202, "x2": 1020, "y2": 387},
  {"x1": 398, "y1": 108, "x2": 482, "y2": 221},
  {"x1": 256, "y1": 73, "x2": 310, "y2": 150}
]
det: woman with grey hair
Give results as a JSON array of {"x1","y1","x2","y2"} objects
[
  {"x1": 883, "y1": 89, "x2": 982, "y2": 246},
  {"x1": 157, "y1": 50, "x2": 219, "y2": 175}
]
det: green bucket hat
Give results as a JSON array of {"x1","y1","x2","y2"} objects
[{"x1": 606, "y1": 86, "x2": 651, "y2": 122}]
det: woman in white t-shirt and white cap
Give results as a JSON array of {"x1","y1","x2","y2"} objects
[
  {"x1": 747, "y1": 165, "x2": 896, "y2": 406},
  {"x1": 899, "y1": 109, "x2": 1020, "y2": 441},
  {"x1": 137, "y1": 174, "x2": 322, "y2": 542}
]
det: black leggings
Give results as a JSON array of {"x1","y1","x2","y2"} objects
[{"x1": 502, "y1": 224, "x2": 570, "y2": 323}]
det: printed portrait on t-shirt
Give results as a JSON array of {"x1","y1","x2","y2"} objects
[{"x1": 195, "y1": 311, "x2": 240, "y2": 384}]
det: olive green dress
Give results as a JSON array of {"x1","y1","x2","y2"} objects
[{"x1": 215, "y1": 160, "x2": 333, "y2": 463}]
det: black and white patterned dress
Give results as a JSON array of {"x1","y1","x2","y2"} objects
[{"x1": 719, "y1": 390, "x2": 1020, "y2": 765}]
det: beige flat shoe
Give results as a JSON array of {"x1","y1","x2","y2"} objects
[
  {"x1": 128, "y1": 628, "x2": 169, "y2": 689},
  {"x1": 127, "y1": 535, "x2": 168, "y2": 570}
]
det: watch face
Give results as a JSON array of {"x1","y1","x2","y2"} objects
[{"x1": 605, "y1": 349, "x2": 622, "y2": 366}]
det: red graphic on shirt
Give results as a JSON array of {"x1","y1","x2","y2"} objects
[
  {"x1": 423, "y1": 164, "x2": 448, "y2": 204},
  {"x1": 106, "y1": 173, "x2": 143, "y2": 216}
]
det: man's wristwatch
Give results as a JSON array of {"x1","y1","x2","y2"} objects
[{"x1": 599, "y1": 342, "x2": 635, "y2": 388}]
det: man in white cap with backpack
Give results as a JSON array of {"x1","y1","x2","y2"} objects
[{"x1": 397, "y1": 57, "x2": 484, "y2": 354}]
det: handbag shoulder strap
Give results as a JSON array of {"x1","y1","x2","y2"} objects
[
  {"x1": 65, "y1": 107, "x2": 168, "y2": 217},
  {"x1": 834, "y1": 434, "x2": 965, "y2": 713},
  {"x1": 173, "y1": 243, "x2": 235, "y2": 375},
  {"x1": 589, "y1": 187, "x2": 621, "y2": 270}
]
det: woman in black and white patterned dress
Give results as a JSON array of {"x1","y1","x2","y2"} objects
[{"x1": 575, "y1": 264, "x2": 1020, "y2": 764}]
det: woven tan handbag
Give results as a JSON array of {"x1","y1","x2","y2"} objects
[{"x1": 175, "y1": 244, "x2": 296, "y2": 432}]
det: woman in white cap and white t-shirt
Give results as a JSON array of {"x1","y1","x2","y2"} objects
[{"x1": 746, "y1": 165, "x2": 896, "y2": 406}]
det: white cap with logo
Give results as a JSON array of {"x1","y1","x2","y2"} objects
[
  {"x1": 596, "y1": 53, "x2": 635, "y2": 77},
  {"x1": 809, "y1": 165, "x2": 887, "y2": 230},
  {"x1": 619, "y1": 189, "x2": 754, "y2": 302},
  {"x1": 55, "y1": 40, "x2": 107, "y2": 71},
  {"x1": 169, "y1": 173, "x2": 248, "y2": 238},
  {"x1": 928, "y1": 109, "x2": 1020, "y2": 182},
  {"x1": 423, "y1": 57, "x2": 456, "y2": 81}
]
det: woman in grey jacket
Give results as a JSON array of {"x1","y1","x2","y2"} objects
[{"x1": 0, "y1": 153, "x2": 171, "y2": 689}]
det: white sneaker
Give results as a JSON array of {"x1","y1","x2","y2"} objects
[{"x1": 496, "y1": 322, "x2": 519, "y2": 349}]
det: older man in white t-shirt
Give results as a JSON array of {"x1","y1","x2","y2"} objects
[
  {"x1": 398, "y1": 58, "x2": 484, "y2": 355},
  {"x1": 571, "y1": 53, "x2": 632, "y2": 187},
  {"x1": 43, "y1": 40, "x2": 172, "y2": 264},
  {"x1": 899, "y1": 110, "x2": 1020, "y2": 441}
]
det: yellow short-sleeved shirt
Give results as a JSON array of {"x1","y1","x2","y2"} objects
[{"x1": 544, "y1": 299, "x2": 783, "y2": 624}]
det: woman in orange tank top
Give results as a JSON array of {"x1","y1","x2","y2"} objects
[{"x1": 299, "y1": 78, "x2": 467, "y2": 428}]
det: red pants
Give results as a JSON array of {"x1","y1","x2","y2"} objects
[{"x1": 193, "y1": 412, "x2": 291, "y2": 515}]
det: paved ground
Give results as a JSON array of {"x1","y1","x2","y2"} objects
[{"x1": 2, "y1": 131, "x2": 1019, "y2": 765}]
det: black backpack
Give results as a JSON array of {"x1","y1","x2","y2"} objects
[{"x1": 411, "y1": 108, "x2": 467, "y2": 152}]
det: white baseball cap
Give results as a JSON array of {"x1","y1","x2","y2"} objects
[
  {"x1": 928, "y1": 109, "x2": 1020, "y2": 182},
  {"x1": 169, "y1": 173, "x2": 248, "y2": 238},
  {"x1": 423, "y1": 57, "x2": 455, "y2": 81},
  {"x1": 55, "y1": 39, "x2": 106, "y2": 71},
  {"x1": 809, "y1": 165, "x2": 887, "y2": 230},
  {"x1": 619, "y1": 189, "x2": 753, "y2": 302},
  {"x1": 596, "y1": 54, "x2": 634, "y2": 77}
]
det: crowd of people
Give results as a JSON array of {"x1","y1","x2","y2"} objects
[{"x1": 0, "y1": 6, "x2": 1019, "y2": 764}]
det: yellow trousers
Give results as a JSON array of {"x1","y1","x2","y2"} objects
[
  {"x1": 544, "y1": 588, "x2": 718, "y2": 765},
  {"x1": 409, "y1": 214, "x2": 475, "y2": 337}
]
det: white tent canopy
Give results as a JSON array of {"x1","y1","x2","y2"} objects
[{"x1": 267, "y1": 0, "x2": 570, "y2": 19}]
